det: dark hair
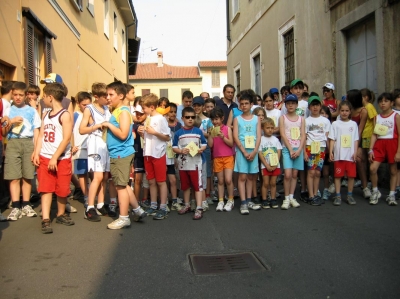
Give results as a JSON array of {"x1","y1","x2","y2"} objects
[
  {"x1": 255, "y1": 94, "x2": 261, "y2": 101},
  {"x1": 106, "y1": 81, "x2": 127, "y2": 98},
  {"x1": 159, "y1": 97, "x2": 170, "y2": 107},
  {"x1": 27, "y1": 84, "x2": 40, "y2": 96},
  {"x1": 309, "y1": 91, "x2": 319, "y2": 97},
  {"x1": 12, "y1": 81, "x2": 27, "y2": 92},
  {"x1": 182, "y1": 106, "x2": 195, "y2": 116},
  {"x1": 360, "y1": 88, "x2": 375, "y2": 103},
  {"x1": 304, "y1": 83, "x2": 309, "y2": 91},
  {"x1": 205, "y1": 97, "x2": 216, "y2": 106},
  {"x1": 75, "y1": 91, "x2": 92, "y2": 103},
  {"x1": 392, "y1": 88, "x2": 400, "y2": 99},
  {"x1": 280, "y1": 85, "x2": 290, "y2": 94},
  {"x1": 182, "y1": 90, "x2": 193, "y2": 100},
  {"x1": 43, "y1": 83, "x2": 64, "y2": 101},
  {"x1": 301, "y1": 92, "x2": 309, "y2": 98},
  {"x1": 339, "y1": 100, "x2": 353, "y2": 111},
  {"x1": 320, "y1": 105, "x2": 332, "y2": 122},
  {"x1": 1, "y1": 80, "x2": 15, "y2": 95},
  {"x1": 291, "y1": 82, "x2": 304, "y2": 90},
  {"x1": 239, "y1": 91, "x2": 253, "y2": 104},
  {"x1": 262, "y1": 92, "x2": 274, "y2": 101},
  {"x1": 169, "y1": 102, "x2": 177, "y2": 110},
  {"x1": 346, "y1": 89, "x2": 363, "y2": 109},
  {"x1": 223, "y1": 84, "x2": 236, "y2": 93},
  {"x1": 377, "y1": 92, "x2": 394, "y2": 103},
  {"x1": 134, "y1": 96, "x2": 142, "y2": 106},
  {"x1": 209, "y1": 107, "x2": 224, "y2": 119},
  {"x1": 123, "y1": 83, "x2": 134, "y2": 92}
]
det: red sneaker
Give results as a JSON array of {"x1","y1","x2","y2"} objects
[
  {"x1": 193, "y1": 209, "x2": 203, "y2": 220},
  {"x1": 178, "y1": 205, "x2": 191, "y2": 215}
]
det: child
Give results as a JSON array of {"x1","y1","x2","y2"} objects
[
  {"x1": 328, "y1": 101, "x2": 359, "y2": 206},
  {"x1": 26, "y1": 84, "x2": 40, "y2": 110},
  {"x1": 33, "y1": 83, "x2": 73, "y2": 233},
  {"x1": 368, "y1": 92, "x2": 400, "y2": 206},
  {"x1": 173, "y1": 107, "x2": 207, "y2": 219},
  {"x1": 166, "y1": 102, "x2": 182, "y2": 211},
  {"x1": 233, "y1": 91, "x2": 262, "y2": 214},
  {"x1": 3, "y1": 81, "x2": 41, "y2": 221},
  {"x1": 208, "y1": 107, "x2": 235, "y2": 212},
  {"x1": 204, "y1": 98, "x2": 215, "y2": 117},
  {"x1": 79, "y1": 83, "x2": 111, "y2": 221},
  {"x1": 71, "y1": 92, "x2": 92, "y2": 209},
  {"x1": 263, "y1": 92, "x2": 281, "y2": 135},
  {"x1": 305, "y1": 96, "x2": 331, "y2": 205},
  {"x1": 252, "y1": 107, "x2": 266, "y2": 202},
  {"x1": 142, "y1": 93, "x2": 171, "y2": 220},
  {"x1": 102, "y1": 81, "x2": 146, "y2": 229},
  {"x1": 323, "y1": 83, "x2": 340, "y2": 120},
  {"x1": 279, "y1": 94, "x2": 305, "y2": 210},
  {"x1": 123, "y1": 83, "x2": 135, "y2": 107},
  {"x1": 156, "y1": 97, "x2": 170, "y2": 115},
  {"x1": 258, "y1": 118, "x2": 282, "y2": 209},
  {"x1": 320, "y1": 106, "x2": 335, "y2": 200}
]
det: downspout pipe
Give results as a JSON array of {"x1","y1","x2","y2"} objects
[{"x1": 226, "y1": 0, "x2": 231, "y2": 41}]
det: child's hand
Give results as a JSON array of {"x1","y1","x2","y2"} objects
[
  {"x1": 101, "y1": 122, "x2": 109, "y2": 129},
  {"x1": 181, "y1": 148, "x2": 190, "y2": 155},
  {"x1": 368, "y1": 151, "x2": 375, "y2": 163},
  {"x1": 48, "y1": 157, "x2": 58, "y2": 171},
  {"x1": 351, "y1": 153, "x2": 356, "y2": 163},
  {"x1": 12, "y1": 116, "x2": 23, "y2": 125},
  {"x1": 197, "y1": 148, "x2": 204, "y2": 155},
  {"x1": 138, "y1": 125, "x2": 145, "y2": 134},
  {"x1": 330, "y1": 153, "x2": 334, "y2": 162},
  {"x1": 304, "y1": 154, "x2": 309, "y2": 162},
  {"x1": 145, "y1": 125, "x2": 156, "y2": 135},
  {"x1": 247, "y1": 151, "x2": 256, "y2": 161},
  {"x1": 71, "y1": 146, "x2": 79, "y2": 154},
  {"x1": 395, "y1": 152, "x2": 400, "y2": 163},
  {"x1": 356, "y1": 148, "x2": 363, "y2": 162},
  {"x1": 32, "y1": 154, "x2": 40, "y2": 167},
  {"x1": 218, "y1": 132, "x2": 225, "y2": 139}
]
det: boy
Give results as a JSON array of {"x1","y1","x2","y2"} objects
[
  {"x1": 369, "y1": 92, "x2": 400, "y2": 206},
  {"x1": 3, "y1": 81, "x2": 41, "y2": 221},
  {"x1": 79, "y1": 83, "x2": 111, "y2": 221},
  {"x1": 33, "y1": 83, "x2": 73, "y2": 234},
  {"x1": 102, "y1": 81, "x2": 146, "y2": 229},
  {"x1": 177, "y1": 90, "x2": 194, "y2": 125},
  {"x1": 123, "y1": 83, "x2": 135, "y2": 108},
  {"x1": 26, "y1": 84, "x2": 40, "y2": 110},
  {"x1": 173, "y1": 107, "x2": 207, "y2": 219},
  {"x1": 142, "y1": 93, "x2": 171, "y2": 220},
  {"x1": 233, "y1": 91, "x2": 262, "y2": 215},
  {"x1": 305, "y1": 96, "x2": 331, "y2": 205}
]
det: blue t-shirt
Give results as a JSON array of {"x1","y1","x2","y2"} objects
[
  {"x1": 237, "y1": 115, "x2": 258, "y2": 148},
  {"x1": 6, "y1": 105, "x2": 41, "y2": 139}
]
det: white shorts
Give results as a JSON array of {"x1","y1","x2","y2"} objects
[{"x1": 87, "y1": 135, "x2": 110, "y2": 172}]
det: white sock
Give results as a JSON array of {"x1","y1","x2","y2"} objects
[
  {"x1": 97, "y1": 202, "x2": 104, "y2": 209},
  {"x1": 285, "y1": 196, "x2": 289, "y2": 201},
  {"x1": 389, "y1": 191, "x2": 395, "y2": 196},
  {"x1": 373, "y1": 187, "x2": 378, "y2": 192},
  {"x1": 289, "y1": 194, "x2": 294, "y2": 200},
  {"x1": 120, "y1": 215, "x2": 129, "y2": 219},
  {"x1": 86, "y1": 205, "x2": 94, "y2": 212}
]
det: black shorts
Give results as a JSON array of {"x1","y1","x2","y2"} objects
[
  {"x1": 323, "y1": 152, "x2": 330, "y2": 166},
  {"x1": 134, "y1": 156, "x2": 145, "y2": 174},
  {"x1": 167, "y1": 164, "x2": 175, "y2": 175}
]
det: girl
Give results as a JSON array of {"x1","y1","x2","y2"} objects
[
  {"x1": 328, "y1": 101, "x2": 359, "y2": 206},
  {"x1": 263, "y1": 92, "x2": 281, "y2": 135},
  {"x1": 253, "y1": 107, "x2": 266, "y2": 122},
  {"x1": 323, "y1": 83, "x2": 341, "y2": 120},
  {"x1": 156, "y1": 97, "x2": 170, "y2": 116},
  {"x1": 203, "y1": 97, "x2": 215, "y2": 117}
]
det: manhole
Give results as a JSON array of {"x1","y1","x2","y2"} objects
[{"x1": 189, "y1": 252, "x2": 267, "y2": 275}]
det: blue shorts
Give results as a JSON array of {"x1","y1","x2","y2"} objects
[
  {"x1": 282, "y1": 147, "x2": 304, "y2": 171},
  {"x1": 204, "y1": 147, "x2": 212, "y2": 177},
  {"x1": 234, "y1": 149, "x2": 259, "y2": 174},
  {"x1": 74, "y1": 159, "x2": 88, "y2": 175}
]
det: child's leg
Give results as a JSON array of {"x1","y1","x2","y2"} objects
[
  {"x1": 313, "y1": 170, "x2": 321, "y2": 196},
  {"x1": 9, "y1": 179, "x2": 21, "y2": 205},
  {"x1": 109, "y1": 179, "x2": 117, "y2": 203},
  {"x1": 283, "y1": 169, "x2": 293, "y2": 196},
  {"x1": 183, "y1": 188, "x2": 190, "y2": 204},
  {"x1": 270, "y1": 176, "x2": 277, "y2": 199},
  {"x1": 216, "y1": 171, "x2": 225, "y2": 201},
  {"x1": 246, "y1": 174, "x2": 256, "y2": 199},
  {"x1": 71, "y1": 175, "x2": 80, "y2": 190},
  {"x1": 206, "y1": 177, "x2": 211, "y2": 198},
  {"x1": 195, "y1": 190, "x2": 203, "y2": 208},
  {"x1": 41, "y1": 193, "x2": 53, "y2": 220},
  {"x1": 115, "y1": 186, "x2": 129, "y2": 216},
  {"x1": 21, "y1": 178, "x2": 32, "y2": 204},
  {"x1": 168, "y1": 174, "x2": 177, "y2": 200},
  {"x1": 358, "y1": 149, "x2": 368, "y2": 189},
  {"x1": 347, "y1": 177, "x2": 354, "y2": 193},
  {"x1": 389, "y1": 163, "x2": 397, "y2": 192},
  {"x1": 87, "y1": 171, "x2": 104, "y2": 208},
  {"x1": 370, "y1": 161, "x2": 381, "y2": 188},
  {"x1": 299, "y1": 169, "x2": 306, "y2": 192},
  {"x1": 334, "y1": 177, "x2": 341, "y2": 194},
  {"x1": 126, "y1": 185, "x2": 139, "y2": 209},
  {"x1": 224, "y1": 169, "x2": 234, "y2": 199},
  {"x1": 134, "y1": 172, "x2": 143, "y2": 202},
  {"x1": 78, "y1": 174, "x2": 88, "y2": 197},
  {"x1": 56, "y1": 196, "x2": 67, "y2": 216},
  {"x1": 238, "y1": 173, "x2": 247, "y2": 201},
  {"x1": 307, "y1": 169, "x2": 316, "y2": 198},
  {"x1": 96, "y1": 172, "x2": 108, "y2": 204},
  {"x1": 148, "y1": 178, "x2": 158, "y2": 204},
  {"x1": 290, "y1": 169, "x2": 298, "y2": 195},
  {"x1": 261, "y1": 175, "x2": 269, "y2": 200},
  {"x1": 323, "y1": 165, "x2": 330, "y2": 189},
  {"x1": 157, "y1": 181, "x2": 168, "y2": 206}
]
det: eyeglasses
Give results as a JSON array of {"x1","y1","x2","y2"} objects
[{"x1": 184, "y1": 116, "x2": 196, "y2": 119}]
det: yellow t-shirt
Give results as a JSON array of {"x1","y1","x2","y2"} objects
[{"x1": 362, "y1": 103, "x2": 378, "y2": 138}]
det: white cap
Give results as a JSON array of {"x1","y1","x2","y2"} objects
[
  {"x1": 323, "y1": 83, "x2": 335, "y2": 90},
  {"x1": 134, "y1": 105, "x2": 144, "y2": 113}
]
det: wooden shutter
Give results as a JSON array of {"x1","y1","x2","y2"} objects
[
  {"x1": 44, "y1": 37, "x2": 52, "y2": 74},
  {"x1": 26, "y1": 19, "x2": 35, "y2": 85},
  {"x1": 142, "y1": 89, "x2": 150, "y2": 96}
]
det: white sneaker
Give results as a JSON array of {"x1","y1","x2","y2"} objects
[
  {"x1": 341, "y1": 179, "x2": 348, "y2": 187},
  {"x1": 290, "y1": 198, "x2": 300, "y2": 208},
  {"x1": 386, "y1": 195, "x2": 397, "y2": 206},
  {"x1": 202, "y1": 201, "x2": 209, "y2": 212},
  {"x1": 206, "y1": 197, "x2": 214, "y2": 205},
  {"x1": 176, "y1": 197, "x2": 183, "y2": 204},
  {"x1": 223, "y1": 200, "x2": 234, "y2": 212},
  {"x1": 328, "y1": 183, "x2": 336, "y2": 194},
  {"x1": 190, "y1": 199, "x2": 196, "y2": 211},
  {"x1": 132, "y1": 207, "x2": 147, "y2": 222},
  {"x1": 171, "y1": 202, "x2": 183, "y2": 211},
  {"x1": 0, "y1": 212, "x2": 6, "y2": 222},
  {"x1": 281, "y1": 199, "x2": 290, "y2": 210},
  {"x1": 369, "y1": 190, "x2": 381, "y2": 205},
  {"x1": 21, "y1": 205, "x2": 37, "y2": 217},
  {"x1": 354, "y1": 180, "x2": 362, "y2": 188},
  {"x1": 216, "y1": 201, "x2": 224, "y2": 212},
  {"x1": 66, "y1": 202, "x2": 77, "y2": 213},
  {"x1": 248, "y1": 201, "x2": 261, "y2": 210},
  {"x1": 240, "y1": 204, "x2": 249, "y2": 215},
  {"x1": 165, "y1": 204, "x2": 170, "y2": 213},
  {"x1": 7, "y1": 208, "x2": 22, "y2": 221},
  {"x1": 363, "y1": 187, "x2": 372, "y2": 199},
  {"x1": 107, "y1": 217, "x2": 131, "y2": 229}
]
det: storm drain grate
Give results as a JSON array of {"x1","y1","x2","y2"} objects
[{"x1": 189, "y1": 252, "x2": 267, "y2": 275}]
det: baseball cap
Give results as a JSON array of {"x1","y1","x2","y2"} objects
[
  {"x1": 40, "y1": 73, "x2": 63, "y2": 84},
  {"x1": 192, "y1": 96, "x2": 205, "y2": 106},
  {"x1": 290, "y1": 79, "x2": 303, "y2": 88},
  {"x1": 285, "y1": 94, "x2": 298, "y2": 102},
  {"x1": 308, "y1": 95, "x2": 322, "y2": 106},
  {"x1": 269, "y1": 88, "x2": 279, "y2": 94},
  {"x1": 323, "y1": 83, "x2": 335, "y2": 90},
  {"x1": 134, "y1": 105, "x2": 144, "y2": 114}
]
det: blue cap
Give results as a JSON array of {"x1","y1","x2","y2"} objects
[
  {"x1": 192, "y1": 96, "x2": 205, "y2": 106},
  {"x1": 269, "y1": 88, "x2": 279, "y2": 94},
  {"x1": 285, "y1": 94, "x2": 298, "y2": 102}
]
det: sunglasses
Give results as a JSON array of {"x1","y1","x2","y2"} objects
[{"x1": 184, "y1": 116, "x2": 196, "y2": 119}]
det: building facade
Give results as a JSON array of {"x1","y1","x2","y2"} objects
[
  {"x1": 0, "y1": 0, "x2": 140, "y2": 96},
  {"x1": 198, "y1": 61, "x2": 228, "y2": 99}
]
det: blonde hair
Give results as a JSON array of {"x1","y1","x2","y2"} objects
[
  {"x1": 252, "y1": 107, "x2": 266, "y2": 118},
  {"x1": 91, "y1": 82, "x2": 107, "y2": 97},
  {"x1": 262, "y1": 117, "x2": 275, "y2": 128},
  {"x1": 142, "y1": 93, "x2": 159, "y2": 108}
]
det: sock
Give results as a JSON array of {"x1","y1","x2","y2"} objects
[
  {"x1": 289, "y1": 194, "x2": 294, "y2": 200},
  {"x1": 120, "y1": 215, "x2": 129, "y2": 219},
  {"x1": 389, "y1": 191, "x2": 395, "y2": 196},
  {"x1": 336, "y1": 193, "x2": 340, "y2": 197},
  {"x1": 172, "y1": 198, "x2": 177, "y2": 203},
  {"x1": 228, "y1": 197, "x2": 234, "y2": 201},
  {"x1": 97, "y1": 202, "x2": 104, "y2": 209},
  {"x1": 160, "y1": 204, "x2": 167, "y2": 211},
  {"x1": 185, "y1": 202, "x2": 190, "y2": 207},
  {"x1": 262, "y1": 198, "x2": 267, "y2": 201},
  {"x1": 241, "y1": 200, "x2": 246, "y2": 205},
  {"x1": 202, "y1": 200, "x2": 207, "y2": 206},
  {"x1": 324, "y1": 188, "x2": 328, "y2": 191},
  {"x1": 11, "y1": 201, "x2": 21, "y2": 209},
  {"x1": 86, "y1": 205, "x2": 94, "y2": 212},
  {"x1": 22, "y1": 201, "x2": 30, "y2": 207},
  {"x1": 219, "y1": 198, "x2": 224, "y2": 202},
  {"x1": 132, "y1": 207, "x2": 141, "y2": 214},
  {"x1": 246, "y1": 198, "x2": 251, "y2": 204},
  {"x1": 110, "y1": 197, "x2": 117, "y2": 205},
  {"x1": 196, "y1": 206, "x2": 203, "y2": 210},
  {"x1": 150, "y1": 202, "x2": 157, "y2": 209},
  {"x1": 373, "y1": 187, "x2": 378, "y2": 192},
  {"x1": 285, "y1": 196, "x2": 289, "y2": 201},
  {"x1": 347, "y1": 192, "x2": 353, "y2": 196}
]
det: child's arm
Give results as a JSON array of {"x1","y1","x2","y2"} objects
[
  {"x1": 145, "y1": 125, "x2": 170, "y2": 142},
  {"x1": 330, "y1": 100, "x2": 341, "y2": 118},
  {"x1": 197, "y1": 131, "x2": 208, "y2": 154},
  {"x1": 279, "y1": 116, "x2": 291, "y2": 151},
  {"x1": 329, "y1": 138, "x2": 335, "y2": 161},
  {"x1": 395, "y1": 114, "x2": 400, "y2": 162},
  {"x1": 249, "y1": 119, "x2": 262, "y2": 160},
  {"x1": 79, "y1": 108, "x2": 100, "y2": 135},
  {"x1": 226, "y1": 110, "x2": 234, "y2": 129},
  {"x1": 233, "y1": 118, "x2": 247, "y2": 156},
  {"x1": 258, "y1": 151, "x2": 270, "y2": 170},
  {"x1": 48, "y1": 112, "x2": 72, "y2": 170},
  {"x1": 368, "y1": 117, "x2": 377, "y2": 163},
  {"x1": 207, "y1": 134, "x2": 214, "y2": 148},
  {"x1": 33, "y1": 122, "x2": 45, "y2": 166},
  {"x1": 2, "y1": 115, "x2": 23, "y2": 137},
  {"x1": 224, "y1": 126, "x2": 234, "y2": 147},
  {"x1": 102, "y1": 110, "x2": 131, "y2": 140},
  {"x1": 296, "y1": 117, "x2": 306, "y2": 158}
]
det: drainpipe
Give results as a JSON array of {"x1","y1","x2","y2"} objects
[{"x1": 226, "y1": 0, "x2": 231, "y2": 41}]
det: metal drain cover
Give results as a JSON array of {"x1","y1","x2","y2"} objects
[{"x1": 189, "y1": 252, "x2": 267, "y2": 275}]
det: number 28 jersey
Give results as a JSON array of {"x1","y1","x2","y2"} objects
[{"x1": 40, "y1": 109, "x2": 71, "y2": 160}]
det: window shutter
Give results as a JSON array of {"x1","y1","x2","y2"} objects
[
  {"x1": 26, "y1": 20, "x2": 35, "y2": 85},
  {"x1": 45, "y1": 37, "x2": 52, "y2": 74}
]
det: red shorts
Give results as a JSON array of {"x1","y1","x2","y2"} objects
[
  {"x1": 37, "y1": 156, "x2": 72, "y2": 197},
  {"x1": 262, "y1": 168, "x2": 281, "y2": 176},
  {"x1": 179, "y1": 169, "x2": 203, "y2": 191},
  {"x1": 334, "y1": 161, "x2": 356, "y2": 178},
  {"x1": 373, "y1": 139, "x2": 398, "y2": 164},
  {"x1": 144, "y1": 155, "x2": 166, "y2": 182}
]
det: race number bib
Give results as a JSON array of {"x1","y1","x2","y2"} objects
[
  {"x1": 245, "y1": 136, "x2": 255, "y2": 149},
  {"x1": 290, "y1": 127, "x2": 300, "y2": 140},
  {"x1": 374, "y1": 124, "x2": 388, "y2": 136},
  {"x1": 311, "y1": 141, "x2": 321, "y2": 154},
  {"x1": 341, "y1": 135, "x2": 351, "y2": 148}
]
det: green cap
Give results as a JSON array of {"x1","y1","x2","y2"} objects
[
  {"x1": 308, "y1": 95, "x2": 322, "y2": 106},
  {"x1": 290, "y1": 78, "x2": 303, "y2": 88}
]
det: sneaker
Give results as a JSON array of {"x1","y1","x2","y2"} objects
[
  {"x1": 333, "y1": 196, "x2": 342, "y2": 206},
  {"x1": 346, "y1": 195, "x2": 356, "y2": 205},
  {"x1": 270, "y1": 199, "x2": 279, "y2": 209},
  {"x1": 300, "y1": 192, "x2": 309, "y2": 203},
  {"x1": 96, "y1": 206, "x2": 108, "y2": 216},
  {"x1": 317, "y1": 190, "x2": 321, "y2": 197},
  {"x1": 322, "y1": 189, "x2": 331, "y2": 201},
  {"x1": 56, "y1": 214, "x2": 75, "y2": 226},
  {"x1": 276, "y1": 193, "x2": 281, "y2": 199},
  {"x1": 190, "y1": 199, "x2": 196, "y2": 211},
  {"x1": 140, "y1": 200, "x2": 151, "y2": 209},
  {"x1": 223, "y1": 200, "x2": 234, "y2": 212},
  {"x1": 176, "y1": 197, "x2": 183, "y2": 204},
  {"x1": 107, "y1": 217, "x2": 131, "y2": 229},
  {"x1": 85, "y1": 208, "x2": 101, "y2": 222},
  {"x1": 386, "y1": 195, "x2": 397, "y2": 206},
  {"x1": 193, "y1": 209, "x2": 203, "y2": 220},
  {"x1": 354, "y1": 180, "x2": 362, "y2": 188},
  {"x1": 262, "y1": 200, "x2": 270, "y2": 209},
  {"x1": 145, "y1": 207, "x2": 157, "y2": 216},
  {"x1": 290, "y1": 198, "x2": 300, "y2": 208},
  {"x1": 248, "y1": 201, "x2": 261, "y2": 210},
  {"x1": 252, "y1": 197, "x2": 261, "y2": 205},
  {"x1": 108, "y1": 204, "x2": 117, "y2": 217},
  {"x1": 240, "y1": 204, "x2": 249, "y2": 215},
  {"x1": 153, "y1": 209, "x2": 168, "y2": 220},
  {"x1": 178, "y1": 205, "x2": 191, "y2": 215},
  {"x1": 202, "y1": 201, "x2": 209, "y2": 212},
  {"x1": 206, "y1": 197, "x2": 214, "y2": 205},
  {"x1": 7, "y1": 208, "x2": 22, "y2": 221},
  {"x1": 363, "y1": 187, "x2": 372, "y2": 199},
  {"x1": 328, "y1": 183, "x2": 336, "y2": 194},
  {"x1": 0, "y1": 212, "x2": 6, "y2": 222},
  {"x1": 41, "y1": 219, "x2": 53, "y2": 234},
  {"x1": 21, "y1": 205, "x2": 37, "y2": 217},
  {"x1": 281, "y1": 199, "x2": 290, "y2": 210},
  {"x1": 216, "y1": 201, "x2": 224, "y2": 212},
  {"x1": 369, "y1": 190, "x2": 381, "y2": 205},
  {"x1": 341, "y1": 179, "x2": 348, "y2": 187},
  {"x1": 309, "y1": 196, "x2": 322, "y2": 206},
  {"x1": 65, "y1": 202, "x2": 77, "y2": 213},
  {"x1": 132, "y1": 208, "x2": 147, "y2": 222},
  {"x1": 171, "y1": 201, "x2": 183, "y2": 211}
]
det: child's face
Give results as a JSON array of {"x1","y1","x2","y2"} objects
[
  {"x1": 264, "y1": 97, "x2": 274, "y2": 110},
  {"x1": 143, "y1": 104, "x2": 155, "y2": 116},
  {"x1": 43, "y1": 93, "x2": 52, "y2": 107},
  {"x1": 285, "y1": 101, "x2": 298, "y2": 113},
  {"x1": 239, "y1": 99, "x2": 251, "y2": 113},
  {"x1": 168, "y1": 107, "x2": 177, "y2": 121},
  {"x1": 204, "y1": 102, "x2": 214, "y2": 113},
  {"x1": 281, "y1": 90, "x2": 289, "y2": 101},
  {"x1": 309, "y1": 103, "x2": 321, "y2": 116},
  {"x1": 182, "y1": 112, "x2": 196, "y2": 127},
  {"x1": 78, "y1": 99, "x2": 91, "y2": 113},
  {"x1": 394, "y1": 96, "x2": 400, "y2": 108},
  {"x1": 255, "y1": 110, "x2": 265, "y2": 122},
  {"x1": 291, "y1": 85, "x2": 303, "y2": 98},
  {"x1": 256, "y1": 97, "x2": 262, "y2": 106},
  {"x1": 106, "y1": 89, "x2": 123, "y2": 108},
  {"x1": 159, "y1": 100, "x2": 167, "y2": 108},
  {"x1": 339, "y1": 105, "x2": 351, "y2": 120},
  {"x1": 26, "y1": 92, "x2": 38, "y2": 101},
  {"x1": 320, "y1": 109, "x2": 328, "y2": 119},
  {"x1": 126, "y1": 89, "x2": 135, "y2": 102},
  {"x1": 263, "y1": 123, "x2": 274, "y2": 137},
  {"x1": 193, "y1": 103, "x2": 203, "y2": 115},
  {"x1": 211, "y1": 117, "x2": 223, "y2": 127},
  {"x1": 378, "y1": 97, "x2": 393, "y2": 112},
  {"x1": 135, "y1": 111, "x2": 147, "y2": 123},
  {"x1": 182, "y1": 97, "x2": 193, "y2": 108},
  {"x1": 97, "y1": 94, "x2": 109, "y2": 106},
  {"x1": 12, "y1": 89, "x2": 26, "y2": 107},
  {"x1": 323, "y1": 88, "x2": 333, "y2": 99}
]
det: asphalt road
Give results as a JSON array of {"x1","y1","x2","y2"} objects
[{"x1": 1, "y1": 185, "x2": 400, "y2": 299}]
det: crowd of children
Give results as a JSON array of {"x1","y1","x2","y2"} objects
[{"x1": 0, "y1": 74, "x2": 399, "y2": 233}]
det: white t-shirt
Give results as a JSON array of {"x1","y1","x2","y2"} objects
[
  {"x1": 2, "y1": 99, "x2": 11, "y2": 112},
  {"x1": 265, "y1": 108, "x2": 281, "y2": 127},
  {"x1": 328, "y1": 119, "x2": 359, "y2": 162},
  {"x1": 281, "y1": 100, "x2": 309, "y2": 118},
  {"x1": 305, "y1": 116, "x2": 331, "y2": 147},
  {"x1": 258, "y1": 135, "x2": 282, "y2": 169},
  {"x1": 143, "y1": 114, "x2": 171, "y2": 158}
]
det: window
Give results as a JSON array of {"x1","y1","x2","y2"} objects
[
  {"x1": 33, "y1": 30, "x2": 40, "y2": 85},
  {"x1": 232, "y1": 0, "x2": 239, "y2": 19},
  {"x1": 122, "y1": 29, "x2": 126, "y2": 62},
  {"x1": 181, "y1": 88, "x2": 190, "y2": 95},
  {"x1": 142, "y1": 89, "x2": 150, "y2": 96},
  {"x1": 71, "y1": 0, "x2": 83, "y2": 11},
  {"x1": 87, "y1": 0, "x2": 94, "y2": 16},
  {"x1": 235, "y1": 68, "x2": 241, "y2": 94},
  {"x1": 283, "y1": 29, "x2": 295, "y2": 86},
  {"x1": 160, "y1": 89, "x2": 168, "y2": 98},
  {"x1": 113, "y1": 12, "x2": 118, "y2": 50},
  {"x1": 211, "y1": 70, "x2": 220, "y2": 88},
  {"x1": 253, "y1": 54, "x2": 261, "y2": 95},
  {"x1": 104, "y1": 0, "x2": 109, "y2": 38}
]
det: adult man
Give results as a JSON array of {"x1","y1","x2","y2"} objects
[
  {"x1": 200, "y1": 92, "x2": 210, "y2": 100},
  {"x1": 215, "y1": 84, "x2": 238, "y2": 125},
  {"x1": 176, "y1": 90, "x2": 194, "y2": 125}
]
